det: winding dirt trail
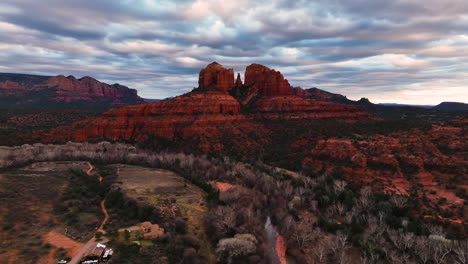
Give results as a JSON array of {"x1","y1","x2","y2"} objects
[
  {"x1": 98, "y1": 199, "x2": 109, "y2": 233},
  {"x1": 68, "y1": 162, "x2": 109, "y2": 264},
  {"x1": 86, "y1": 161, "x2": 94, "y2": 176}
]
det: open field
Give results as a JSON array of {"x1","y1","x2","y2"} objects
[
  {"x1": 0, "y1": 161, "x2": 92, "y2": 264},
  {"x1": 110, "y1": 164, "x2": 215, "y2": 262},
  {"x1": 0, "y1": 160, "x2": 215, "y2": 263}
]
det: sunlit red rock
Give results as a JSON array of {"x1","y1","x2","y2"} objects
[
  {"x1": 198, "y1": 62, "x2": 234, "y2": 93},
  {"x1": 244, "y1": 64, "x2": 293, "y2": 96},
  {"x1": 42, "y1": 62, "x2": 377, "y2": 154}
]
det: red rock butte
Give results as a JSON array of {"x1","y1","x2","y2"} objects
[
  {"x1": 42, "y1": 62, "x2": 376, "y2": 153},
  {"x1": 244, "y1": 63, "x2": 293, "y2": 96},
  {"x1": 198, "y1": 62, "x2": 235, "y2": 93},
  {"x1": 198, "y1": 62, "x2": 294, "y2": 96}
]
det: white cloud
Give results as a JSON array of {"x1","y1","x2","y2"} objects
[{"x1": 0, "y1": 0, "x2": 466, "y2": 103}]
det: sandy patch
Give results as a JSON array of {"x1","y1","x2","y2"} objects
[
  {"x1": 210, "y1": 181, "x2": 236, "y2": 192},
  {"x1": 43, "y1": 231, "x2": 84, "y2": 257}
]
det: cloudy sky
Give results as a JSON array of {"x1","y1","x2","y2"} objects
[{"x1": 0, "y1": 0, "x2": 467, "y2": 104}]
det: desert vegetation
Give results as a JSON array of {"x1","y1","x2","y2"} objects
[
  {"x1": 0, "y1": 108, "x2": 100, "y2": 146},
  {"x1": 0, "y1": 142, "x2": 466, "y2": 263},
  {"x1": 0, "y1": 161, "x2": 92, "y2": 263}
]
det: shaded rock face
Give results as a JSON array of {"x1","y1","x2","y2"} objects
[
  {"x1": 0, "y1": 73, "x2": 143, "y2": 107},
  {"x1": 292, "y1": 87, "x2": 312, "y2": 98},
  {"x1": 294, "y1": 87, "x2": 347, "y2": 101},
  {"x1": 0, "y1": 80, "x2": 28, "y2": 96},
  {"x1": 244, "y1": 64, "x2": 293, "y2": 96},
  {"x1": 235, "y1": 73, "x2": 243, "y2": 87},
  {"x1": 198, "y1": 62, "x2": 235, "y2": 93},
  {"x1": 433, "y1": 102, "x2": 468, "y2": 112},
  {"x1": 250, "y1": 96, "x2": 371, "y2": 120}
]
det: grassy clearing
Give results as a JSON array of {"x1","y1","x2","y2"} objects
[{"x1": 111, "y1": 164, "x2": 215, "y2": 263}]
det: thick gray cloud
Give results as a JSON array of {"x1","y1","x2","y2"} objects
[{"x1": 0, "y1": 0, "x2": 467, "y2": 104}]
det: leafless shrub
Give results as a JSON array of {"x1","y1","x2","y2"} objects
[
  {"x1": 216, "y1": 233, "x2": 257, "y2": 263},
  {"x1": 453, "y1": 240, "x2": 468, "y2": 264}
]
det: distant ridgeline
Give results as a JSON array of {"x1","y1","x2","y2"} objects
[{"x1": 0, "y1": 73, "x2": 144, "y2": 109}]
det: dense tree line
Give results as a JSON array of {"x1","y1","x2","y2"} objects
[{"x1": 0, "y1": 142, "x2": 466, "y2": 263}]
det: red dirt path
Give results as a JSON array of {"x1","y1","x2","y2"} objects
[{"x1": 43, "y1": 231, "x2": 84, "y2": 257}]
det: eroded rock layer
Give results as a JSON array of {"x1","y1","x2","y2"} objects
[
  {"x1": 0, "y1": 73, "x2": 143, "y2": 106},
  {"x1": 43, "y1": 62, "x2": 376, "y2": 153}
]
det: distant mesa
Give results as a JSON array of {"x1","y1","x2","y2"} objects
[
  {"x1": 293, "y1": 87, "x2": 347, "y2": 101},
  {"x1": 0, "y1": 72, "x2": 144, "y2": 108},
  {"x1": 433, "y1": 102, "x2": 468, "y2": 112}
]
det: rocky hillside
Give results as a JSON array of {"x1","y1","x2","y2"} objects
[
  {"x1": 42, "y1": 62, "x2": 375, "y2": 153},
  {"x1": 0, "y1": 73, "x2": 144, "y2": 108},
  {"x1": 302, "y1": 118, "x2": 467, "y2": 186}
]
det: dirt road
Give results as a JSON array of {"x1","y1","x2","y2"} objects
[
  {"x1": 69, "y1": 162, "x2": 109, "y2": 264},
  {"x1": 98, "y1": 199, "x2": 109, "y2": 233}
]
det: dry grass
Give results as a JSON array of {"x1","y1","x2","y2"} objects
[{"x1": 111, "y1": 164, "x2": 216, "y2": 263}]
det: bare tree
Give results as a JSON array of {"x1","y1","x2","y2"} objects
[
  {"x1": 402, "y1": 232, "x2": 415, "y2": 250},
  {"x1": 432, "y1": 241, "x2": 452, "y2": 264},
  {"x1": 293, "y1": 227, "x2": 318, "y2": 247},
  {"x1": 314, "y1": 240, "x2": 328, "y2": 263},
  {"x1": 336, "y1": 231, "x2": 348, "y2": 248},
  {"x1": 211, "y1": 206, "x2": 236, "y2": 236},
  {"x1": 414, "y1": 237, "x2": 431, "y2": 264},
  {"x1": 453, "y1": 240, "x2": 468, "y2": 264},
  {"x1": 333, "y1": 180, "x2": 347, "y2": 194}
]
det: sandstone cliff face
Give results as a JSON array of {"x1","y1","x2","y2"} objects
[
  {"x1": 198, "y1": 62, "x2": 235, "y2": 93},
  {"x1": 244, "y1": 64, "x2": 293, "y2": 96},
  {"x1": 250, "y1": 96, "x2": 372, "y2": 120},
  {"x1": 47, "y1": 75, "x2": 141, "y2": 104},
  {"x1": 43, "y1": 62, "x2": 377, "y2": 154},
  {"x1": 0, "y1": 73, "x2": 143, "y2": 106},
  {"x1": 46, "y1": 90, "x2": 270, "y2": 153}
]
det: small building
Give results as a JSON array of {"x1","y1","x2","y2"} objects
[
  {"x1": 80, "y1": 243, "x2": 111, "y2": 264},
  {"x1": 118, "y1": 221, "x2": 165, "y2": 240}
]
